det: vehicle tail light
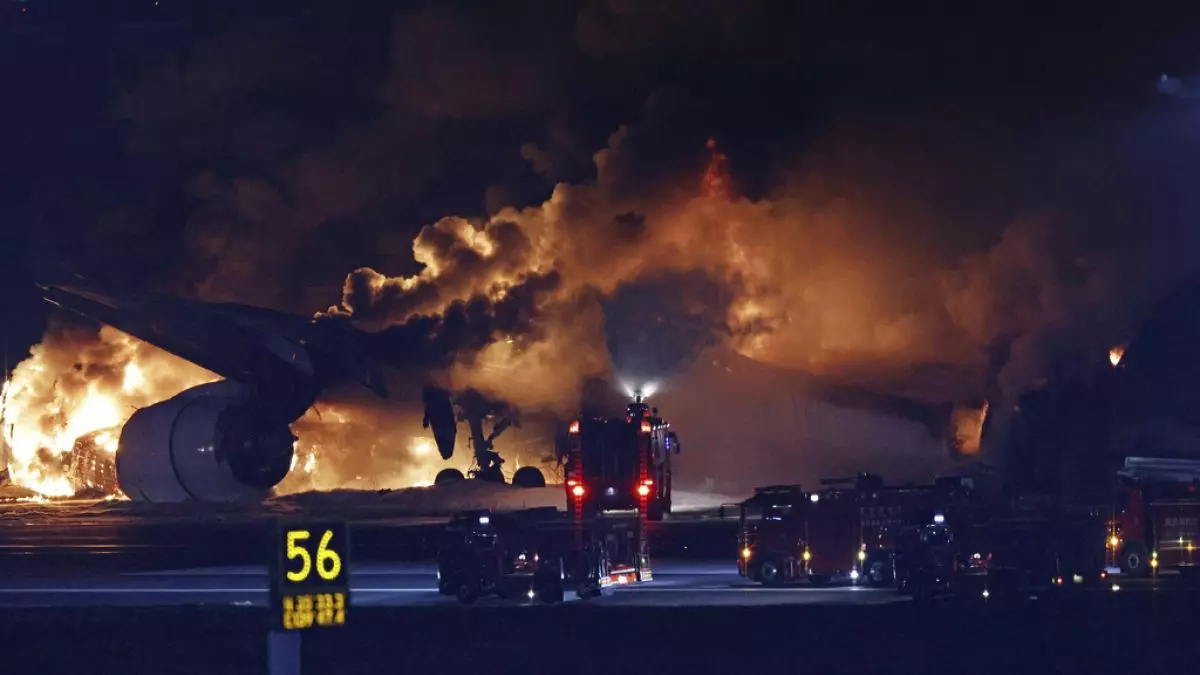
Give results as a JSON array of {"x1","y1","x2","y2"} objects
[
  {"x1": 640, "y1": 420, "x2": 652, "y2": 433},
  {"x1": 568, "y1": 420, "x2": 580, "y2": 434}
]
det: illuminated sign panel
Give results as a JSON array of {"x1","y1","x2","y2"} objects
[{"x1": 269, "y1": 522, "x2": 350, "y2": 631}]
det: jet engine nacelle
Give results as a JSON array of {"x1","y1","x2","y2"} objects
[{"x1": 116, "y1": 381, "x2": 296, "y2": 503}]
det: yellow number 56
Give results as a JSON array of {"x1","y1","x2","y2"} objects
[{"x1": 286, "y1": 529, "x2": 342, "y2": 583}]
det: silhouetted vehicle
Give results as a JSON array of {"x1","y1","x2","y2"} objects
[
  {"x1": 951, "y1": 515, "x2": 1106, "y2": 601},
  {"x1": 436, "y1": 507, "x2": 651, "y2": 604},
  {"x1": 737, "y1": 474, "x2": 972, "y2": 586},
  {"x1": 893, "y1": 520, "x2": 957, "y2": 600}
]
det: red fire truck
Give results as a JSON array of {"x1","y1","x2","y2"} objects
[
  {"x1": 1109, "y1": 457, "x2": 1200, "y2": 578},
  {"x1": 558, "y1": 394, "x2": 680, "y2": 521},
  {"x1": 737, "y1": 473, "x2": 973, "y2": 586}
]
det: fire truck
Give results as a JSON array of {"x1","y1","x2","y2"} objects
[
  {"x1": 436, "y1": 505, "x2": 653, "y2": 604},
  {"x1": 558, "y1": 394, "x2": 681, "y2": 521},
  {"x1": 1108, "y1": 457, "x2": 1200, "y2": 578},
  {"x1": 737, "y1": 473, "x2": 973, "y2": 586}
]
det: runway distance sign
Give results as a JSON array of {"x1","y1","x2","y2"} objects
[{"x1": 269, "y1": 521, "x2": 350, "y2": 631}]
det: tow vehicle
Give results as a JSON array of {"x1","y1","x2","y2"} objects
[{"x1": 558, "y1": 393, "x2": 680, "y2": 521}]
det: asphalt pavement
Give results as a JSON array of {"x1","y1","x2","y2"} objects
[
  {"x1": 0, "y1": 559, "x2": 1189, "y2": 608},
  {"x1": 0, "y1": 560, "x2": 892, "y2": 607}
]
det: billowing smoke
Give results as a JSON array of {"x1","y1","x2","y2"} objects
[{"x1": 12, "y1": 1, "x2": 1200, "y2": 496}]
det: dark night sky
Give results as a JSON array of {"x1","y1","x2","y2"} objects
[{"x1": 5, "y1": 0, "x2": 1200, "y2": 380}]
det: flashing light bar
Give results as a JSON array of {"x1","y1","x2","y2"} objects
[
  {"x1": 568, "y1": 420, "x2": 580, "y2": 434},
  {"x1": 571, "y1": 484, "x2": 586, "y2": 498}
]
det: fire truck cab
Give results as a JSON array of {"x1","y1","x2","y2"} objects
[
  {"x1": 738, "y1": 474, "x2": 973, "y2": 586},
  {"x1": 559, "y1": 395, "x2": 680, "y2": 521},
  {"x1": 1110, "y1": 457, "x2": 1200, "y2": 578}
]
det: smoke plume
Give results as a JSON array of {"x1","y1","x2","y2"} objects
[{"x1": 12, "y1": 1, "x2": 1200, "y2": 495}]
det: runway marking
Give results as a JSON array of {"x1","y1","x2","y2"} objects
[
  {"x1": 0, "y1": 586, "x2": 870, "y2": 595},
  {"x1": 0, "y1": 588, "x2": 435, "y2": 594}
]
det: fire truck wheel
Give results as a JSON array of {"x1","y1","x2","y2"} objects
[
  {"x1": 1119, "y1": 542, "x2": 1151, "y2": 578},
  {"x1": 435, "y1": 468, "x2": 466, "y2": 486},
  {"x1": 538, "y1": 583, "x2": 565, "y2": 604},
  {"x1": 512, "y1": 466, "x2": 546, "y2": 488},
  {"x1": 456, "y1": 582, "x2": 480, "y2": 604},
  {"x1": 864, "y1": 557, "x2": 894, "y2": 587},
  {"x1": 757, "y1": 557, "x2": 785, "y2": 586}
]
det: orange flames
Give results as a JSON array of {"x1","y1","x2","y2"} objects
[
  {"x1": 1, "y1": 327, "x2": 216, "y2": 497},
  {"x1": 0, "y1": 325, "x2": 541, "y2": 499},
  {"x1": 950, "y1": 400, "x2": 989, "y2": 456},
  {"x1": 1108, "y1": 345, "x2": 1125, "y2": 367}
]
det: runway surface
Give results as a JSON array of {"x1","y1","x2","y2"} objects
[
  {"x1": 0, "y1": 559, "x2": 1188, "y2": 608},
  {"x1": 0, "y1": 560, "x2": 895, "y2": 607}
]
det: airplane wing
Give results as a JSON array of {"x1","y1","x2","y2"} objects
[{"x1": 39, "y1": 282, "x2": 317, "y2": 386}]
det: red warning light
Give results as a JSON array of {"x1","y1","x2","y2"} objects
[
  {"x1": 640, "y1": 420, "x2": 652, "y2": 433},
  {"x1": 568, "y1": 420, "x2": 580, "y2": 434}
]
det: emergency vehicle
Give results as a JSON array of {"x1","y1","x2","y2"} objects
[
  {"x1": 436, "y1": 506, "x2": 653, "y2": 604},
  {"x1": 559, "y1": 394, "x2": 680, "y2": 521},
  {"x1": 737, "y1": 473, "x2": 973, "y2": 586},
  {"x1": 1108, "y1": 457, "x2": 1200, "y2": 578},
  {"x1": 893, "y1": 511, "x2": 1105, "y2": 601}
]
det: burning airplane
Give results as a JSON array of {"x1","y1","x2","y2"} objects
[{"x1": 0, "y1": 277, "x2": 464, "y2": 504}]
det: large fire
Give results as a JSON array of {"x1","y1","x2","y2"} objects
[
  {"x1": 1, "y1": 326, "x2": 216, "y2": 497},
  {"x1": 0, "y1": 325, "x2": 531, "y2": 499}
]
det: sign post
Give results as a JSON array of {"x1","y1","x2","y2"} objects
[{"x1": 268, "y1": 521, "x2": 350, "y2": 675}]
